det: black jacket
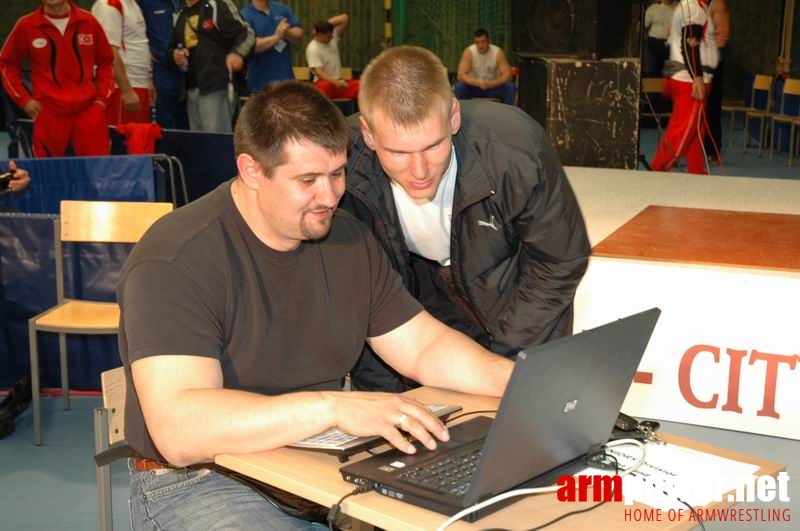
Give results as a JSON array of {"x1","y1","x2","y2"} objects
[
  {"x1": 341, "y1": 101, "x2": 591, "y2": 391},
  {"x1": 170, "y1": 0, "x2": 254, "y2": 95}
]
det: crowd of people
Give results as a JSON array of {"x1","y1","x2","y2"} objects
[{"x1": 0, "y1": 1, "x2": 528, "y2": 149}]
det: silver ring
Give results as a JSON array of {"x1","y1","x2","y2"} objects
[{"x1": 396, "y1": 413, "x2": 408, "y2": 428}]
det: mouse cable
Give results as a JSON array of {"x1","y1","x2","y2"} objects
[{"x1": 328, "y1": 484, "x2": 373, "y2": 531}]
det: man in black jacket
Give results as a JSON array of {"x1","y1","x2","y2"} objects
[
  {"x1": 341, "y1": 46, "x2": 591, "y2": 391},
  {"x1": 170, "y1": 0, "x2": 253, "y2": 132}
]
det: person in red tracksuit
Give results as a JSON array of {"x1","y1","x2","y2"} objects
[{"x1": 0, "y1": 0, "x2": 115, "y2": 158}]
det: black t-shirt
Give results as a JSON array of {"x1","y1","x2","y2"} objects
[{"x1": 118, "y1": 179, "x2": 422, "y2": 460}]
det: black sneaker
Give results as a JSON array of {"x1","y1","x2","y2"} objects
[{"x1": 0, "y1": 376, "x2": 33, "y2": 418}]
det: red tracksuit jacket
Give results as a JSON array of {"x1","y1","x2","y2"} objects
[{"x1": 0, "y1": 2, "x2": 115, "y2": 116}]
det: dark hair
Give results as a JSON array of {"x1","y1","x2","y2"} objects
[
  {"x1": 474, "y1": 28, "x2": 490, "y2": 39},
  {"x1": 234, "y1": 81, "x2": 350, "y2": 177},
  {"x1": 314, "y1": 20, "x2": 334, "y2": 34}
]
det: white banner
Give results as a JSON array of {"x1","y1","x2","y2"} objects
[{"x1": 574, "y1": 257, "x2": 800, "y2": 440}]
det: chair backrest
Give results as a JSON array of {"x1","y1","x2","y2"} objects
[
  {"x1": 750, "y1": 74, "x2": 774, "y2": 110},
  {"x1": 340, "y1": 67, "x2": 353, "y2": 81},
  {"x1": 55, "y1": 200, "x2": 172, "y2": 302},
  {"x1": 776, "y1": 78, "x2": 800, "y2": 115},
  {"x1": 293, "y1": 66, "x2": 311, "y2": 81},
  {"x1": 101, "y1": 366, "x2": 127, "y2": 446},
  {"x1": 95, "y1": 366, "x2": 127, "y2": 531},
  {"x1": 60, "y1": 200, "x2": 173, "y2": 243}
]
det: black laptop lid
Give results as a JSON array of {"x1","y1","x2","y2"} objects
[{"x1": 464, "y1": 307, "x2": 661, "y2": 506}]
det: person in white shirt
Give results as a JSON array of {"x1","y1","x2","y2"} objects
[
  {"x1": 644, "y1": 0, "x2": 677, "y2": 75},
  {"x1": 305, "y1": 13, "x2": 358, "y2": 101},
  {"x1": 454, "y1": 28, "x2": 516, "y2": 106},
  {"x1": 92, "y1": 0, "x2": 154, "y2": 124}
]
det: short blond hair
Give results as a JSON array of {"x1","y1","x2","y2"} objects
[{"x1": 358, "y1": 46, "x2": 453, "y2": 130}]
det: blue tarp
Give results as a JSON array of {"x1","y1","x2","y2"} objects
[
  {"x1": 0, "y1": 155, "x2": 157, "y2": 389},
  {"x1": 0, "y1": 155, "x2": 157, "y2": 214}
]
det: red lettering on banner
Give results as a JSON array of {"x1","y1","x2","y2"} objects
[
  {"x1": 679, "y1": 345, "x2": 799, "y2": 419},
  {"x1": 721, "y1": 348, "x2": 747, "y2": 413},
  {"x1": 748, "y1": 350, "x2": 799, "y2": 419},
  {"x1": 679, "y1": 345, "x2": 719, "y2": 408}
]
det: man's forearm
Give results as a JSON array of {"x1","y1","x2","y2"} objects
[
  {"x1": 142, "y1": 386, "x2": 335, "y2": 466},
  {"x1": 112, "y1": 47, "x2": 133, "y2": 91}
]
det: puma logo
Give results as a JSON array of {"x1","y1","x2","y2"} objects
[{"x1": 477, "y1": 215, "x2": 498, "y2": 231}]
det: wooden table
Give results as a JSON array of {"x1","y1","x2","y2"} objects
[{"x1": 215, "y1": 387, "x2": 785, "y2": 530}]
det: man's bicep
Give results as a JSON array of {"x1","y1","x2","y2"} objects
[
  {"x1": 457, "y1": 50, "x2": 472, "y2": 75},
  {"x1": 131, "y1": 354, "x2": 223, "y2": 442},
  {"x1": 132, "y1": 355, "x2": 223, "y2": 400},
  {"x1": 367, "y1": 310, "x2": 429, "y2": 374}
]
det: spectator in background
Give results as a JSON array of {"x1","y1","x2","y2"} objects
[
  {"x1": 1, "y1": 161, "x2": 30, "y2": 194},
  {"x1": 644, "y1": 0, "x2": 676, "y2": 76},
  {"x1": 454, "y1": 29, "x2": 516, "y2": 106},
  {"x1": 703, "y1": 0, "x2": 731, "y2": 163},
  {"x1": 138, "y1": 0, "x2": 189, "y2": 130},
  {"x1": 241, "y1": 1, "x2": 303, "y2": 94},
  {"x1": 305, "y1": 14, "x2": 359, "y2": 101},
  {"x1": 651, "y1": 0, "x2": 719, "y2": 174},
  {"x1": 0, "y1": 0, "x2": 115, "y2": 157},
  {"x1": 0, "y1": 161, "x2": 32, "y2": 212},
  {"x1": 92, "y1": 0, "x2": 155, "y2": 124},
  {"x1": 170, "y1": 0, "x2": 254, "y2": 132}
]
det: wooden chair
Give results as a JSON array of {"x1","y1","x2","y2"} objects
[
  {"x1": 293, "y1": 66, "x2": 311, "y2": 82},
  {"x1": 768, "y1": 78, "x2": 800, "y2": 165},
  {"x1": 741, "y1": 74, "x2": 775, "y2": 156},
  {"x1": 640, "y1": 77, "x2": 672, "y2": 137},
  {"x1": 94, "y1": 367, "x2": 127, "y2": 531},
  {"x1": 721, "y1": 74, "x2": 772, "y2": 149},
  {"x1": 28, "y1": 200, "x2": 172, "y2": 445},
  {"x1": 294, "y1": 66, "x2": 352, "y2": 84}
]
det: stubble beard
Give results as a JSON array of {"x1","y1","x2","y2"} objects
[{"x1": 299, "y1": 208, "x2": 335, "y2": 240}]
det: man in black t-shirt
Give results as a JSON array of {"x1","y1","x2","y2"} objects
[{"x1": 117, "y1": 81, "x2": 513, "y2": 529}]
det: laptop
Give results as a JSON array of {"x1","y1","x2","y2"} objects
[{"x1": 340, "y1": 307, "x2": 661, "y2": 521}]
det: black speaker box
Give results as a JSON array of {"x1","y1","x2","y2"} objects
[
  {"x1": 512, "y1": 0, "x2": 634, "y2": 59},
  {"x1": 518, "y1": 57, "x2": 640, "y2": 169}
]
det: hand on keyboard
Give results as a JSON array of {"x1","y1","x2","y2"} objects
[{"x1": 296, "y1": 395, "x2": 456, "y2": 455}]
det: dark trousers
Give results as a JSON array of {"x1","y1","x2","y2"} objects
[
  {"x1": 645, "y1": 37, "x2": 668, "y2": 76},
  {"x1": 704, "y1": 58, "x2": 725, "y2": 158}
]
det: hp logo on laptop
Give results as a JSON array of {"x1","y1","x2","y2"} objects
[{"x1": 563, "y1": 399, "x2": 578, "y2": 414}]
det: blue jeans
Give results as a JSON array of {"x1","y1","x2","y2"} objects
[
  {"x1": 454, "y1": 80, "x2": 517, "y2": 106},
  {"x1": 128, "y1": 465, "x2": 328, "y2": 530}
]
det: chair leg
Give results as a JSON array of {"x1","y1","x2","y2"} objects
[
  {"x1": 757, "y1": 118, "x2": 766, "y2": 157},
  {"x1": 59, "y1": 332, "x2": 70, "y2": 410},
  {"x1": 727, "y1": 111, "x2": 734, "y2": 148},
  {"x1": 28, "y1": 322, "x2": 42, "y2": 446},
  {"x1": 790, "y1": 124, "x2": 797, "y2": 167},
  {"x1": 742, "y1": 115, "x2": 749, "y2": 153},
  {"x1": 94, "y1": 408, "x2": 113, "y2": 531},
  {"x1": 769, "y1": 120, "x2": 775, "y2": 160}
]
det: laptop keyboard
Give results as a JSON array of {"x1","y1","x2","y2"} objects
[{"x1": 396, "y1": 446, "x2": 483, "y2": 497}]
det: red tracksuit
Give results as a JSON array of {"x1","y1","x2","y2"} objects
[{"x1": 0, "y1": 2, "x2": 115, "y2": 157}]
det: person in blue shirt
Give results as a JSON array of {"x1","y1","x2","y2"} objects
[
  {"x1": 138, "y1": 0, "x2": 189, "y2": 129},
  {"x1": 240, "y1": 1, "x2": 303, "y2": 94}
]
